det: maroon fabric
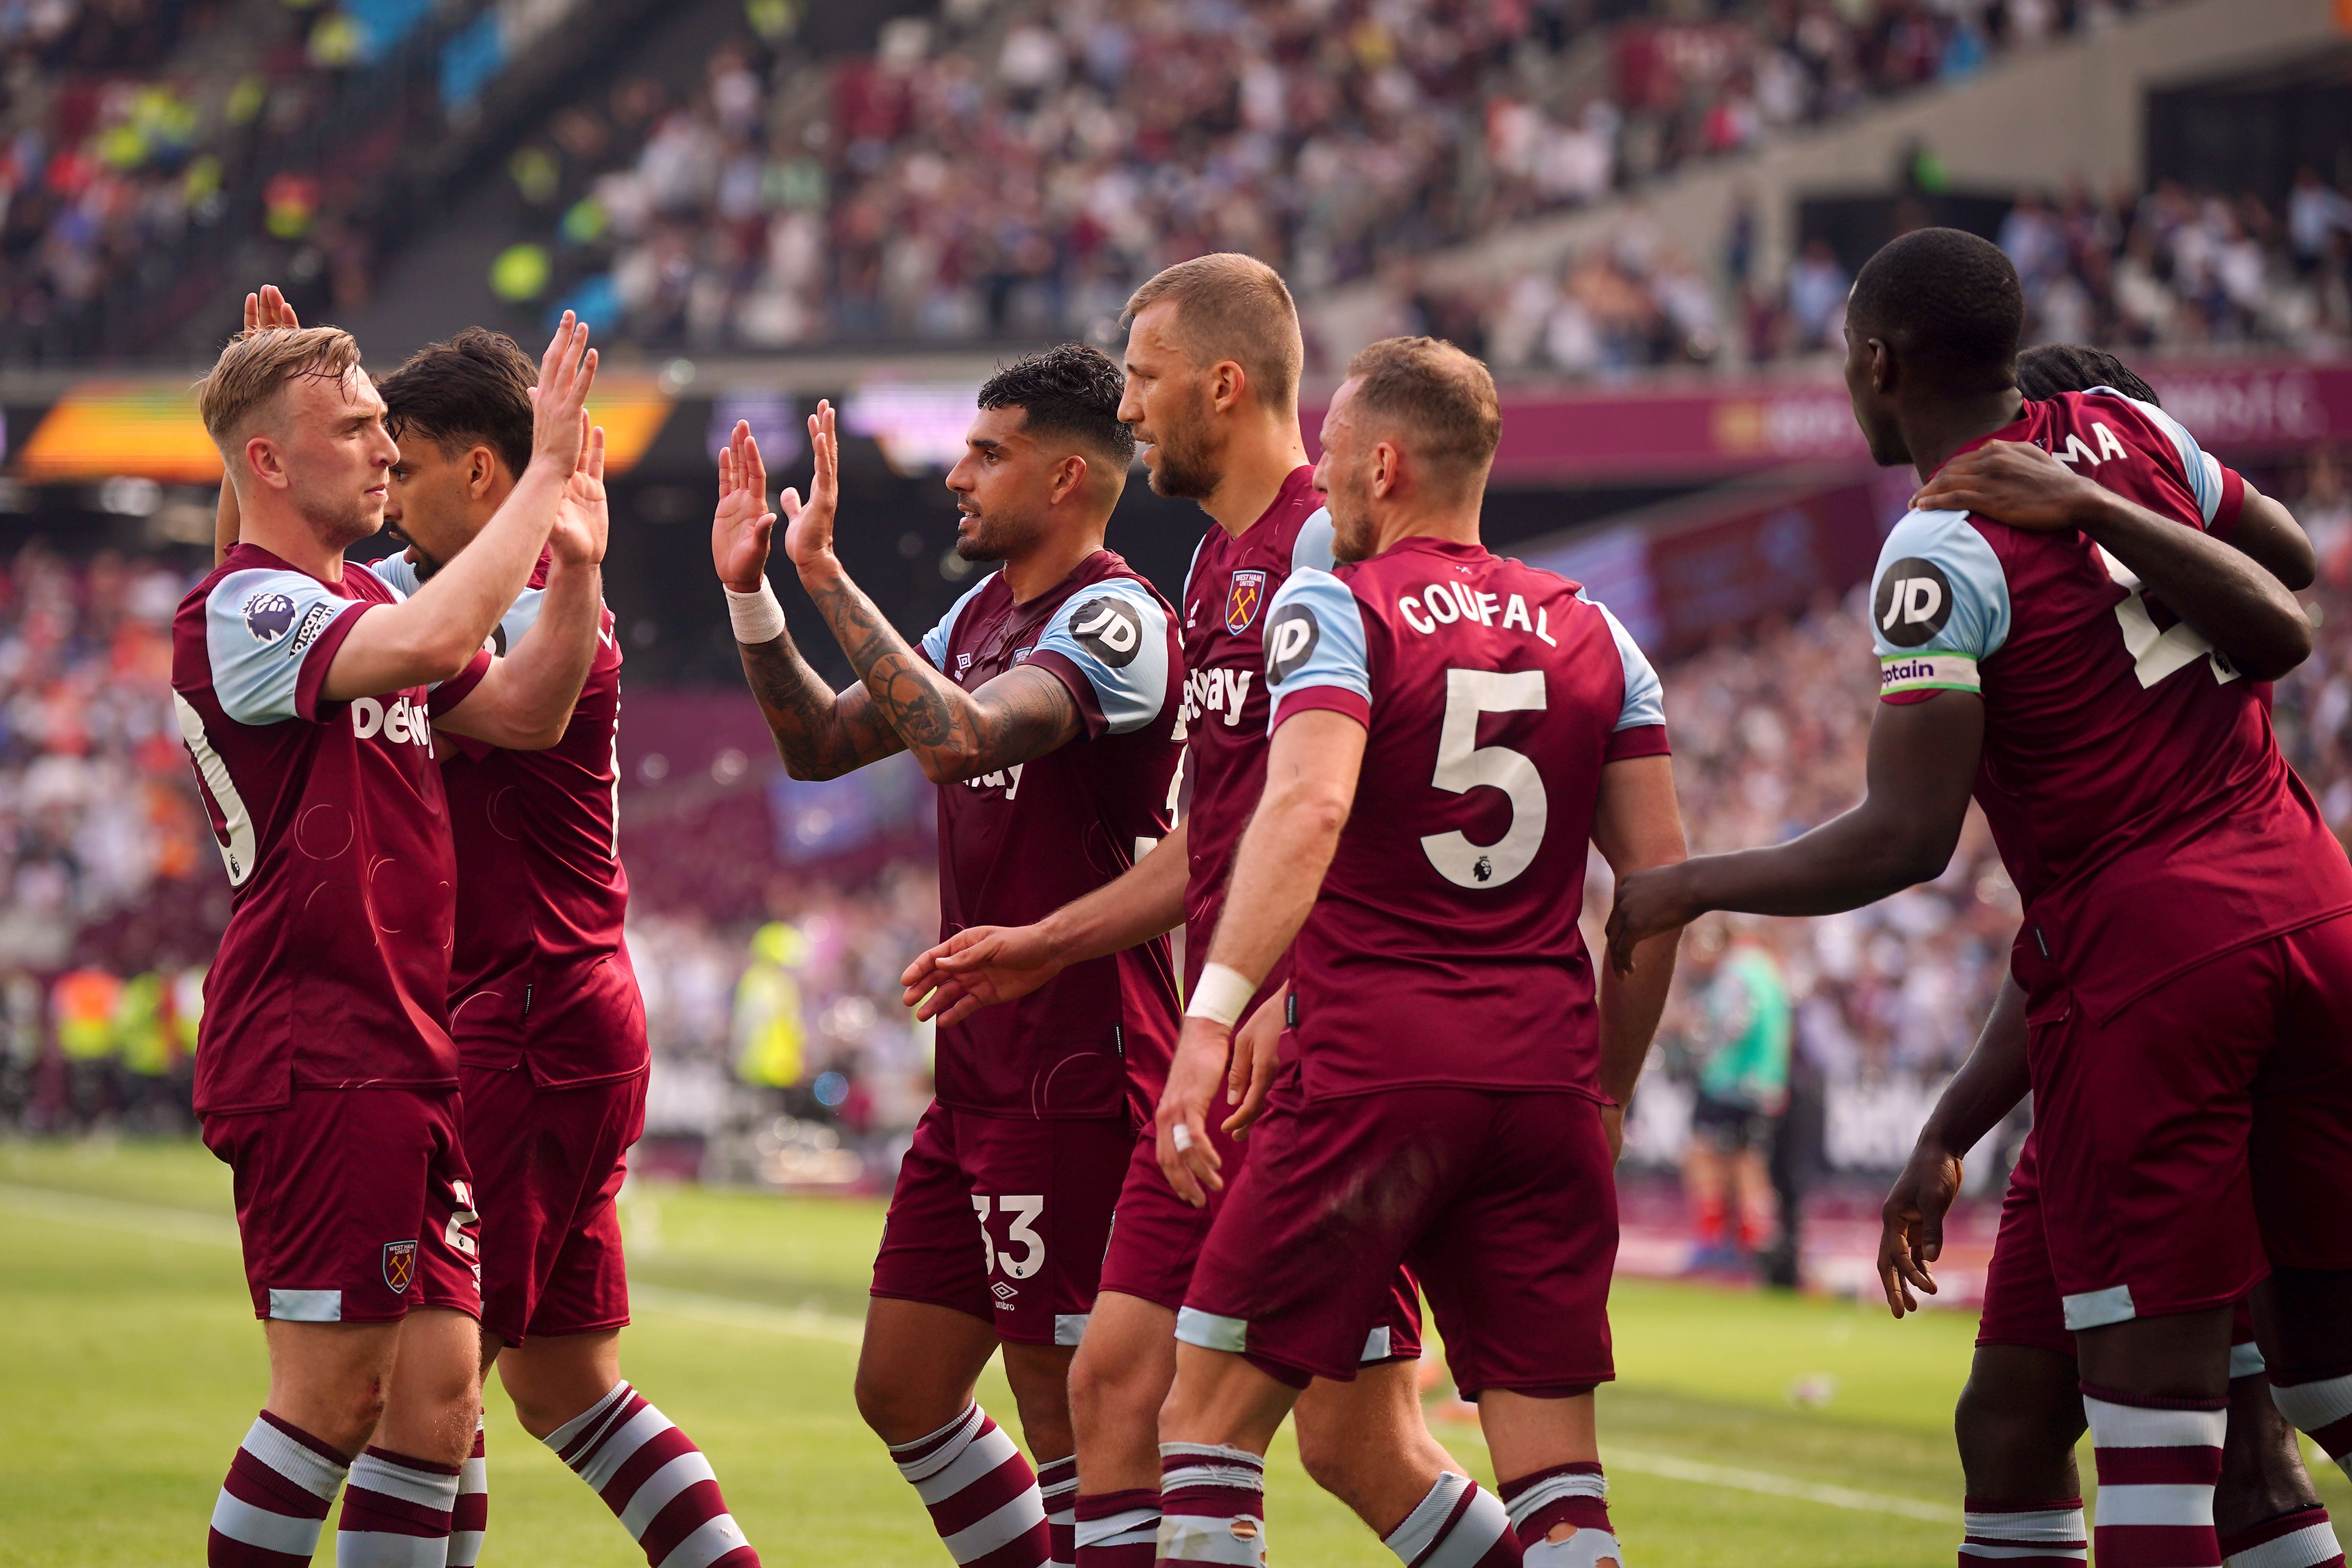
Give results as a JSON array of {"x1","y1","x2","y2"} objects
[
  {"x1": 461, "y1": 1065, "x2": 642, "y2": 1344},
  {"x1": 173, "y1": 543, "x2": 469, "y2": 1114},
  {"x1": 437, "y1": 554, "x2": 647, "y2": 1088},
  {"x1": 1175, "y1": 467, "x2": 1325, "y2": 1027},
  {"x1": 339, "y1": 1449, "x2": 458, "y2": 1538},
  {"x1": 1185, "y1": 1087, "x2": 1613, "y2": 1394},
  {"x1": 869, "y1": 1104, "x2": 1127, "y2": 1342},
  {"x1": 201, "y1": 1086, "x2": 479, "y2": 1323},
  {"x1": 1074, "y1": 1489, "x2": 1158, "y2": 1568},
  {"x1": 1272, "y1": 539, "x2": 1650, "y2": 1102},
  {"x1": 1945, "y1": 394, "x2": 2352, "y2": 1026},
  {"x1": 2030, "y1": 915, "x2": 2352, "y2": 1318},
  {"x1": 924, "y1": 549, "x2": 1181, "y2": 1122}
]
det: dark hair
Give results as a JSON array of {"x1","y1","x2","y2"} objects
[
  {"x1": 376, "y1": 327, "x2": 539, "y2": 479},
  {"x1": 977, "y1": 344, "x2": 1135, "y2": 465},
  {"x1": 1847, "y1": 227, "x2": 2024, "y2": 394},
  {"x1": 2015, "y1": 342, "x2": 2159, "y2": 406}
]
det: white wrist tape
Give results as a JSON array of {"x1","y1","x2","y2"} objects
[
  {"x1": 725, "y1": 578, "x2": 786, "y2": 644},
  {"x1": 1185, "y1": 963, "x2": 1256, "y2": 1028}
]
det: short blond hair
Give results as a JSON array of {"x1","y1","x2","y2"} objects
[
  {"x1": 1343, "y1": 336, "x2": 1501, "y2": 485},
  {"x1": 196, "y1": 326, "x2": 366, "y2": 453},
  {"x1": 1123, "y1": 253, "x2": 1303, "y2": 413}
]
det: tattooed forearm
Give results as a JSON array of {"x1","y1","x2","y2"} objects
[
  {"x1": 802, "y1": 566, "x2": 1081, "y2": 782},
  {"x1": 738, "y1": 629, "x2": 904, "y2": 780}
]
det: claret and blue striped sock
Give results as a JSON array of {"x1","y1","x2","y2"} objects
[
  {"x1": 1384, "y1": 1470, "x2": 1520, "y2": 1566},
  {"x1": 445, "y1": 1418, "x2": 486, "y2": 1568},
  {"x1": 1499, "y1": 1462, "x2": 1619, "y2": 1568},
  {"x1": 336, "y1": 1445, "x2": 460, "y2": 1566},
  {"x1": 547, "y1": 1380, "x2": 759, "y2": 1568},
  {"x1": 2222, "y1": 1505, "x2": 2346, "y2": 1568},
  {"x1": 1958, "y1": 1496, "x2": 2087, "y2": 1564},
  {"x1": 886, "y1": 1403, "x2": 1049, "y2": 1568},
  {"x1": 1074, "y1": 1487, "x2": 1161, "y2": 1567},
  {"x1": 1155, "y1": 1442, "x2": 1265, "y2": 1567},
  {"x1": 2271, "y1": 1368, "x2": 2352, "y2": 1485},
  {"x1": 1038, "y1": 1455, "x2": 1078, "y2": 1568},
  {"x1": 207, "y1": 1411, "x2": 350, "y2": 1567},
  {"x1": 2081, "y1": 1382, "x2": 2227, "y2": 1568}
]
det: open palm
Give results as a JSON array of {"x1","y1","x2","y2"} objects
[
  {"x1": 779, "y1": 399, "x2": 840, "y2": 573},
  {"x1": 551, "y1": 421, "x2": 609, "y2": 567},
  {"x1": 713, "y1": 420, "x2": 776, "y2": 591}
]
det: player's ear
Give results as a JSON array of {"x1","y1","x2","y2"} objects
[
  {"x1": 468, "y1": 445, "x2": 498, "y2": 500},
  {"x1": 1208, "y1": 358, "x2": 1246, "y2": 415},
  {"x1": 1053, "y1": 452, "x2": 1088, "y2": 506},
  {"x1": 245, "y1": 432, "x2": 290, "y2": 491}
]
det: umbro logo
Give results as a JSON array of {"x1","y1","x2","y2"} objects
[{"x1": 991, "y1": 1281, "x2": 1017, "y2": 1302}]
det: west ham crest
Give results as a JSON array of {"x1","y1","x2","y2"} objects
[
  {"x1": 382, "y1": 1239, "x2": 418, "y2": 1293},
  {"x1": 1225, "y1": 569, "x2": 1267, "y2": 635}
]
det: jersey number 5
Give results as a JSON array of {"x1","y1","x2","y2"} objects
[
  {"x1": 1421, "y1": 669, "x2": 1548, "y2": 890},
  {"x1": 2099, "y1": 546, "x2": 2240, "y2": 690}
]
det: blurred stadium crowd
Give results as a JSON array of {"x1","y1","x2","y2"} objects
[
  {"x1": 9, "y1": 444, "x2": 2349, "y2": 1184},
  {"x1": 480, "y1": 0, "x2": 2218, "y2": 362}
]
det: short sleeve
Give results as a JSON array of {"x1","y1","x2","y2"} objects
[
  {"x1": 1584, "y1": 593, "x2": 1671, "y2": 760},
  {"x1": 366, "y1": 553, "x2": 423, "y2": 598},
  {"x1": 1263, "y1": 567, "x2": 1372, "y2": 731},
  {"x1": 919, "y1": 578, "x2": 993, "y2": 670},
  {"x1": 1870, "y1": 509, "x2": 2012, "y2": 702},
  {"x1": 2094, "y1": 389, "x2": 2223, "y2": 529},
  {"x1": 1027, "y1": 579, "x2": 1173, "y2": 739},
  {"x1": 1291, "y1": 507, "x2": 1336, "y2": 574},
  {"x1": 204, "y1": 568, "x2": 370, "y2": 726}
]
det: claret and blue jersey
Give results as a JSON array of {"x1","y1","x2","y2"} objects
[
  {"x1": 1865, "y1": 389, "x2": 2352, "y2": 1020},
  {"x1": 1257, "y1": 536, "x2": 1668, "y2": 1103}
]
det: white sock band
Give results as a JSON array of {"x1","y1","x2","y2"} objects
[{"x1": 726, "y1": 579, "x2": 786, "y2": 644}]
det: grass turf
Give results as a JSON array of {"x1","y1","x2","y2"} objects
[{"x1": 3, "y1": 1137, "x2": 2340, "y2": 1564}]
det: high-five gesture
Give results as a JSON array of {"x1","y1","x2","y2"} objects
[
  {"x1": 551, "y1": 419, "x2": 609, "y2": 568},
  {"x1": 780, "y1": 399, "x2": 840, "y2": 574},
  {"x1": 713, "y1": 421, "x2": 777, "y2": 592},
  {"x1": 529, "y1": 312, "x2": 597, "y2": 478}
]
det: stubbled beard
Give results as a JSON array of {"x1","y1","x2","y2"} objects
[
  {"x1": 955, "y1": 507, "x2": 1043, "y2": 562},
  {"x1": 1142, "y1": 391, "x2": 1221, "y2": 501}
]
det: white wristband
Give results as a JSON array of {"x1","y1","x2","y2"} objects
[
  {"x1": 1184, "y1": 962, "x2": 1256, "y2": 1028},
  {"x1": 726, "y1": 578, "x2": 786, "y2": 644}
]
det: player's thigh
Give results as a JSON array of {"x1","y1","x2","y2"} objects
[
  {"x1": 2028, "y1": 956, "x2": 2273, "y2": 1325},
  {"x1": 1069, "y1": 1290, "x2": 1178, "y2": 1416},
  {"x1": 2252, "y1": 914, "x2": 2352, "y2": 1272},
  {"x1": 1409, "y1": 1093, "x2": 1616, "y2": 1402},
  {"x1": 1000, "y1": 1340, "x2": 1081, "y2": 1457},
  {"x1": 1291, "y1": 1356, "x2": 1449, "y2": 1480},
  {"x1": 1181, "y1": 1092, "x2": 1477, "y2": 1391}
]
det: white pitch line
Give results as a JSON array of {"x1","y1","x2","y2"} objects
[
  {"x1": 1430, "y1": 1415, "x2": 1951, "y2": 1524},
  {"x1": 8, "y1": 1179, "x2": 1958, "y2": 1522}
]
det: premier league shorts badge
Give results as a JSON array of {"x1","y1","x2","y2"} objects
[
  {"x1": 382, "y1": 1240, "x2": 418, "y2": 1294},
  {"x1": 1225, "y1": 569, "x2": 1267, "y2": 634}
]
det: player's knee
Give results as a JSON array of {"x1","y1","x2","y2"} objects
[{"x1": 1954, "y1": 1379, "x2": 2079, "y2": 1494}]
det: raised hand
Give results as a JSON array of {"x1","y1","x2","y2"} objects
[
  {"x1": 528, "y1": 313, "x2": 597, "y2": 477},
  {"x1": 1910, "y1": 440, "x2": 2102, "y2": 533},
  {"x1": 551, "y1": 419, "x2": 609, "y2": 567},
  {"x1": 780, "y1": 399, "x2": 840, "y2": 574},
  {"x1": 898, "y1": 924, "x2": 1067, "y2": 1028},
  {"x1": 713, "y1": 420, "x2": 777, "y2": 591},
  {"x1": 241, "y1": 284, "x2": 299, "y2": 335}
]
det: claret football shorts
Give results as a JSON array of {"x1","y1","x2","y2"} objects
[
  {"x1": 1097, "y1": 1101, "x2": 1424, "y2": 1366},
  {"x1": 202, "y1": 1086, "x2": 481, "y2": 1325},
  {"x1": 1178, "y1": 1082, "x2": 1616, "y2": 1397},
  {"x1": 871, "y1": 1102, "x2": 1129, "y2": 1347},
  {"x1": 2025, "y1": 912, "x2": 2352, "y2": 1333},
  {"x1": 1978, "y1": 1132, "x2": 2263, "y2": 1366},
  {"x1": 461, "y1": 1064, "x2": 645, "y2": 1346}
]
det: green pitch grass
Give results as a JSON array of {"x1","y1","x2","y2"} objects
[{"x1": 4, "y1": 1139, "x2": 2342, "y2": 1565}]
